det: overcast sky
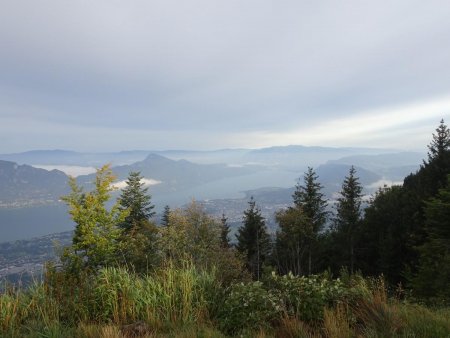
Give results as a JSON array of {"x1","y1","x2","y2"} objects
[{"x1": 1, "y1": 0, "x2": 450, "y2": 153}]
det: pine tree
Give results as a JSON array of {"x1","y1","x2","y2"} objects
[
  {"x1": 292, "y1": 167, "x2": 328, "y2": 274},
  {"x1": 293, "y1": 167, "x2": 328, "y2": 230},
  {"x1": 119, "y1": 171, "x2": 155, "y2": 232},
  {"x1": 220, "y1": 213, "x2": 231, "y2": 248},
  {"x1": 334, "y1": 166, "x2": 363, "y2": 274},
  {"x1": 427, "y1": 119, "x2": 450, "y2": 163},
  {"x1": 117, "y1": 171, "x2": 159, "y2": 271},
  {"x1": 423, "y1": 119, "x2": 450, "y2": 195},
  {"x1": 161, "y1": 205, "x2": 171, "y2": 226},
  {"x1": 236, "y1": 197, "x2": 271, "y2": 280}
]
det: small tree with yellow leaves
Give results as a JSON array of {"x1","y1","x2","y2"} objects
[{"x1": 61, "y1": 165, "x2": 128, "y2": 273}]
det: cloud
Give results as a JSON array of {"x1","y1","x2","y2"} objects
[
  {"x1": 113, "y1": 178, "x2": 162, "y2": 190},
  {"x1": 1, "y1": 1, "x2": 450, "y2": 152},
  {"x1": 32, "y1": 165, "x2": 96, "y2": 177}
]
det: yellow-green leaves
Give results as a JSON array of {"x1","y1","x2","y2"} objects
[{"x1": 61, "y1": 165, "x2": 129, "y2": 272}]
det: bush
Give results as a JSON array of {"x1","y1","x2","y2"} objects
[
  {"x1": 218, "y1": 281, "x2": 283, "y2": 334},
  {"x1": 266, "y1": 272, "x2": 347, "y2": 322}
]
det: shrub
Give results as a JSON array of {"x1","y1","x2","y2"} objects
[
  {"x1": 266, "y1": 272, "x2": 347, "y2": 322},
  {"x1": 218, "y1": 281, "x2": 283, "y2": 334}
]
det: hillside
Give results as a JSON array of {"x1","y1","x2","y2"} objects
[{"x1": 0, "y1": 160, "x2": 69, "y2": 207}]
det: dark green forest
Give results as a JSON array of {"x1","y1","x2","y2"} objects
[{"x1": 1, "y1": 121, "x2": 450, "y2": 337}]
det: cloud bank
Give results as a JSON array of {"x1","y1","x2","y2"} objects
[{"x1": 1, "y1": 0, "x2": 450, "y2": 152}]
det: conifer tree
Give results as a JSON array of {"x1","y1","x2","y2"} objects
[
  {"x1": 334, "y1": 166, "x2": 363, "y2": 274},
  {"x1": 292, "y1": 167, "x2": 328, "y2": 274},
  {"x1": 118, "y1": 171, "x2": 159, "y2": 271},
  {"x1": 293, "y1": 167, "x2": 328, "y2": 229},
  {"x1": 236, "y1": 197, "x2": 271, "y2": 280},
  {"x1": 413, "y1": 175, "x2": 450, "y2": 301},
  {"x1": 119, "y1": 171, "x2": 155, "y2": 232},
  {"x1": 423, "y1": 119, "x2": 450, "y2": 195},
  {"x1": 220, "y1": 213, "x2": 231, "y2": 248},
  {"x1": 427, "y1": 119, "x2": 450, "y2": 163},
  {"x1": 161, "y1": 205, "x2": 171, "y2": 226}
]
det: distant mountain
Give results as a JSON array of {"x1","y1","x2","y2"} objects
[
  {"x1": 225, "y1": 164, "x2": 382, "y2": 205},
  {"x1": 0, "y1": 145, "x2": 400, "y2": 169},
  {"x1": 327, "y1": 152, "x2": 424, "y2": 181},
  {"x1": 316, "y1": 163, "x2": 381, "y2": 186},
  {"x1": 77, "y1": 153, "x2": 264, "y2": 194},
  {"x1": 0, "y1": 150, "x2": 151, "y2": 166},
  {"x1": 243, "y1": 145, "x2": 399, "y2": 169},
  {"x1": 0, "y1": 160, "x2": 69, "y2": 206}
]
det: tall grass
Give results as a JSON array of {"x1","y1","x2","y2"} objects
[
  {"x1": 94, "y1": 260, "x2": 217, "y2": 326},
  {"x1": 1, "y1": 266, "x2": 450, "y2": 337},
  {"x1": 323, "y1": 303, "x2": 354, "y2": 338},
  {"x1": 0, "y1": 292, "x2": 21, "y2": 334}
]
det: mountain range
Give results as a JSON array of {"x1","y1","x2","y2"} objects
[{"x1": 0, "y1": 145, "x2": 426, "y2": 242}]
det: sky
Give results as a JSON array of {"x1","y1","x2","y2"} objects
[{"x1": 1, "y1": 0, "x2": 450, "y2": 153}]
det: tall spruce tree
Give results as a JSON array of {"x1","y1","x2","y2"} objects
[
  {"x1": 236, "y1": 197, "x2": 271, "y2": 280},
  {"x1": 118, "y1": 171, "x2": 159, "y2": 271},
  {"x1": 334, "y1": 166, "x2": 363, "y2": 274},
  {"x1": 161, "y1": 205, "x2": 171, "y2": 226},
  {"x1": 427, "y1": 119, "x2": 450, "y2": 163},
  {"x1": 220, "y1": 213, "x2": 231, "y2": 248},
  {"x1": 292, "y1": 167, "x2": 328, "y2": 274},
  {"x1": 119, "y1": 171, "x2": 155, "y2": 232},
  {"x1": 424, "y1": 119, "x2": 450, "y2": 195}
]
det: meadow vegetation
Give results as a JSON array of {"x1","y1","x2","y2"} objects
[{"x1": 1, "y1": 266, "x2": 449, "y2": 337}]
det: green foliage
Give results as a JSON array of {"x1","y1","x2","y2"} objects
[
  {"x1": 397, "y1": 305, "x2": 450, "y2": 338},
  {"x1": 158, "y1": 201, "x2": 247, "y2": 284},
  {"x1": 92, "y1": 262, "x2": 220, "y2": 326},
  {"x1": 161, "y1": 205, "x2": 171, "y2": 226},
  {"x1": 116, "y1": 171, "x2": 159, "y2": 272},
  {"x1": 61, "y1": 165, "x2": 128, "y2": 273},
  {"x1": 412, "y1": 175, "x2": 450, "y2": 303},
  {"x1": 275, "y1": 167, "x2": 328, "y2": 275},
  {"x1": 267, "y1": 272, "x2": 346, "y2": 322},
  {"x1": 220, "y1": 213, "x2": 231, "y2": 248},
  {"x1": 2, "y1": 267, "x2": 450, "y2": 337},
  {"x1": 356, "y1": 122, "x2": 449, "y2": 287},
  {"x1": 292, "y1": 166, "x2": 328, "y2": 234},
  {"x1": 119, "y1": 171, "x2": 155, "y2": 232},
  {"x1": 0, "y1": 291, "x2": 22, "y2": 334},
  {"x1": 275, "y1": 207, "x2": 313, "y2": 276},
  {"x1": 236, "y1": 197, "x2": 271, "y2": 280},
  {"x1": 359, "y1": 185, "x2": 416, "y2": 283},
  {"x1": 333, "y1": 165, "x2": 363, "y2": 273},
  {"x1": 427, "y1": 119, "x2": 450, "y2": 164},
  {"x1": 219, "y1": 281, "x2": 283, "y2": 334},
  {"x1": 4, "y1": 120, "x2": 450, "y2": 335}
]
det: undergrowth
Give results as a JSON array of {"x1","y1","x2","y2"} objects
[{"x1": 1, "y1": 265, "x2": 449, "y2": 337}]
